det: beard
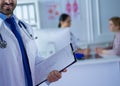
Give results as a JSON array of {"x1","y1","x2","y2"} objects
[{"x1": 0, "y1": 2, "x2": 16, "y2": 16}]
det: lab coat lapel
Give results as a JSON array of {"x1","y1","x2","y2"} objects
[{"x1": 15, "y1": 18, "x2": 36, "y2": 85}]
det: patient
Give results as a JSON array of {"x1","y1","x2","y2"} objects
[
  {"x1": 95, "y1": 17, "x2": 120, "y2": 56},
  {"x1": 58, "y1": 13, "x2": 90, "y2": 57}
]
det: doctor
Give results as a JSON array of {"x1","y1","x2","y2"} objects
[{"x1": 0, "y1": 0, "x2": 65, "y2": 86}]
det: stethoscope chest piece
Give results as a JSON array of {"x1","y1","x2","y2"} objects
[
  {"x1": 0, "y1": 33, "x2": 7, "y2": 48},
  {"x1": 0, "y1": 40, "x2": 7, "y2": 48}
]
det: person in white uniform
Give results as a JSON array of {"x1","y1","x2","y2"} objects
[
  {"x1": 58, "y1": 13, "x2": 91, "y2": 57},
  {"x1": 0, "y1": 0, "x2": 65, "y2": 86}
]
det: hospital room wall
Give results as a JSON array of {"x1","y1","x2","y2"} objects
[
  {"x1": 38, "y1": 0, "x2": 89, "y2": 45},
  {"x1": 38, "y1": 0, "x2": 120, "y2": 47},
  {"x1": 17, "y1": 0, "x2": 120, "y2": 47}
]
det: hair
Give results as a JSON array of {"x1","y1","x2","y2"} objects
[
  {"x1": 58, "y1": 13, "x2": 70, "y2": 28},
  {"x1": 109, "y1": 16, "x2": 120, "y2": 30}
]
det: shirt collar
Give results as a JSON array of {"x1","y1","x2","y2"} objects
[{"x1": 0, "y1": 13, "x2": 15, "y2": 21}]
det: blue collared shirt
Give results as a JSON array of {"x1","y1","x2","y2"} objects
[{"x1": 0, "y1": 13, "x2": 17, "y2": 29}]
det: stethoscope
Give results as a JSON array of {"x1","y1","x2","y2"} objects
[
  {"x1": 18, "y1": 21, "x2": 34, "y2": 39},
  {"x1": 0, "y1": 20, "x2": 37, "y2": 48},
  {"x1": 0, "y1": 33, "x2": 7, "y2": 48}
]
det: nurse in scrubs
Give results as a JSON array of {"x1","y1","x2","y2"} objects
[{"x1": 58, "y1": 13, "x2": 91, "y2": 57}]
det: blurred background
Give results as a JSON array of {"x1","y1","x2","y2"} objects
[
  {"x1": 16, "y1": 0, "x2": 120, "y2": 86},
  {"x1": 16, "y1": 0, "x2": 120, "y2": 57}
]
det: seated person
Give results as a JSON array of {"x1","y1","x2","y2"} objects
[
  {"x1": 58, "y1": 13, "x2": 91, "y2": 57},
  {"x1": 95, "y1": 17, "x2": 120, "y2": 56}
]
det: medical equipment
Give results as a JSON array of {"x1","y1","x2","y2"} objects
[
  {"x1": 0, "y1": 20, "x2": 35, "y2": 48},
  {"x1": 0, "y1": 33, "x2": 7, "y2": 48}
]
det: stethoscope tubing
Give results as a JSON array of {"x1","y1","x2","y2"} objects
[{"x1": 0, "y1": 20, "x2": 36, "y2": 48}]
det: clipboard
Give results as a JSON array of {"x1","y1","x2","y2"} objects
[{"x1": 36, "y1": 43, "x2": 77, "y2": 86}]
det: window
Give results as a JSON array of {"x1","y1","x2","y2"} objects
[{"x1": 14, "y1": 0, "x2": 40, "y2": 29}]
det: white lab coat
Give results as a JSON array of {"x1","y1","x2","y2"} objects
[{"x1": 0, "y1": 16, "x2": 45, "y2": 86}]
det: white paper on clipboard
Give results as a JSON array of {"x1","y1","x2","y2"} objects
[{"x1": 35, "y1": 44, "x2": 76, "y2": 85}]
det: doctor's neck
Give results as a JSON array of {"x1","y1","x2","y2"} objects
[
  {"x1": 6, "y1": 14, "x2": 13, "y2": 18},
  {"x1": 3, "y1": 11, "x2": 14, "y2": 18},
  {"x1": 0, "y1": 12, "x2": 13, "y2": 18}
]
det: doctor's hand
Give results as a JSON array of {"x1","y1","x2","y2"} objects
[{"x1": 47, "y1": 70, "x2": 67, "y2": 83}]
